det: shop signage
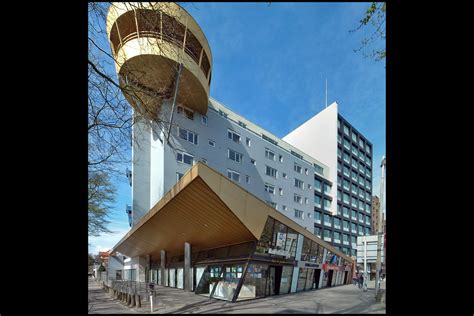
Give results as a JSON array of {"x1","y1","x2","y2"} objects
[
  {"x1": 304, "y1": 263, "x2": 321, "y2": 269},
  {"x1": 268, "y1": 248, "x2": 290, "y2": 258},
  {"x1": 322, "y1": 263, "x2": 339, "y2": 271}
]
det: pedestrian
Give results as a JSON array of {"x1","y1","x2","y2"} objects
[{"x1": 359, "y1": 273, "x2": 364, "y2": 289}]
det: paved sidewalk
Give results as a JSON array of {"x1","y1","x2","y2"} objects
[
  {"x1": 89, "y1": 278, "x2": 386, "y2": 314},
  {"x1": 88, "y1": 278, "x2": 140, "y2": 314}
]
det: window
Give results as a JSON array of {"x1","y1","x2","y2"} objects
[
  {"x1": 365, "y1": 155, "x2": 371, "y2": 165},
  {"x1": 351, "y1": 132, "x2": 357, "y2": 142},
  {"x1": 294, "y1": 209, "x2": 304, "y2": 219},
  {"x1": 359, "y1": 187, "x2": 365, "y2": 198},
  {"x1": 314, "y1": 226, "x2": 321, "y2": 237},
  {"x1": 338, "y1": 119, "x2": 341, "y2": 129},
  {"x1": 314, "y1": 164, "x2": 324, "y2": 175},
  {"x1": 343, "y1": 193, "x2": 350, "y2": 204},
  {"x1": 201, "y1": 158, "x2": 207, "y2": 164},
  {"x1": 343, "y1": 165, "x2": 350, "y2": 177},
  {"x1": 282, "y1": 172, "x2": 287, "y2": 179},
  {"x1": 352, "y1": 144, "x2": 358, "y2": 155},
  {"x1": 294, "y1": 194, "x2": 302, "y2": 204},
  {"x1": 177, "y1": 105, "x2": 194, "y2": 120},
  {"x1": 265, "y1": 148, "x2": 276, "y2": 161},
  {"x1": 305, "y1": 168, "x2": 309, "y2": 175},
  {"x1": 177, "y1": 152, "x2": 194, "y2": 165},
  {"x1": 208, "y1": 139, "x2": 215, "y2": 147},
  {"x1": 365, "y1": 227, "x2": 371, "y2": 235},
  {"x1": 294, "y1": 178, "x2": 304, "y2": 189},
  {"x1": 366, "y1": 179, "x2": 371, "y2": 190},
  {"x1": 351, "y1": 184, "x2": 358, "y2": 195},
  {"x1": 359, "y1": 175, "x2": 365, "y2": 185},
  {"x1": 263, "y1": 134, "x2": 278, "y2": 146},
  {"x1": 314, "y1": 179, "x2": 322, "y2": 192},
  {"x1": 351, "y1": 170, "x2": 358, "y2": 181},
  {"x1": 365, "y1": 215, "x2": 371, "y2": 225},
  {"x1": 351, "y1": 157, "x2": 358, "y2": 168},
  {"x1": 201, "y1": 115, "x2": 208, "y2": 125},
  {"x1": 351, "y1": 249, "x2": 356, "y2": 257},
  {"x1": 228, "y1": 148, "x2": 243, "y2": 163},
  {"x1": 308, "y1": 212, "x2": 312, "y2": 219},
  {"x1": 334, "y1": 217, "x2": 341, "y2": 229},
  {"x1": 294, "y1": 163, "x2": 302, "y2": 174},
  {"x1": 359, "y1": 213, "x2": 364, "y2": 223},
  {"x1": 343, "y1": 125, "x2": 349, "y2": 136},
  {"x1": 307, "y1": 184, "x2": 312, "y2": 190},
  {"x1": 343, "y1": 234, "x2": 349, "y2": 245},
  {"x1": 358, "y1": 225, "x2": 364, "y2": 236},
  {"x1": 279, "y1": 155, "x2": 283, "y2": 162},
  {"x1": 365, "y1": 203, "x2": 371, "y2": 213},
  {"x1": 250, "y1": 158, "x2": 256, "y2": 165},
  {"x1": 359, "y1": 149, "x2": 365, "y2": 161},
  {"x1": 246, "y1": 175, "x2": 250, "y2": 184},
  {"x1": 323, "y1": 199, "x2": 331, "y2": 211},
  {"x1": 278, "y1": 188, "x2": 283, "y2": 196},
  {"x1": 338, "y1": 134, "x2": 342, "y2": 144},
  {"x1": 282, "y1": 205, "x2": 287, "y2": 211},
  {"x1": 343, "y1": 220, "x2": 349, "y2": 231},
  {"x1": 358, "y1": 137, "x2": 364, "y2": 148},
  {"x1": 337, "y1": 163, "x2": 341, "y2": 172},
  {"x1": 359, "y1": 199, "x2": 365, "y2": 211},
  {"x1": 227, "y1": 130, "x2": 241, "y2": 143},
  {"x1": 343, "y1": 179, "x2": 350, "y2": 190},
  {"x1": 265, "y1": 165, "x2": 278, "y2": 178},
  {"x1": 343, "y1": 151, "x2": 350, "y2": 163},
  {"x1": 266, "y1": 201, "x2": 277, "y2": 209},
  {"x1": 178, "y1": 127, "x2": 198, "y2": 145},
  {"x1": 338, "y1": 148, "x2": 342, "y2": 159},
  {"x1": 337, "y1": 190, "x2": 341, "y2": 201},
  {"x1": 324, "y1": 183, "x2": 331, "y2": 195},
  {"x1": 176, "y1": 172, "x2": 183, "y2": 182},
  {"x1": 314, "y1": 211, "x2": 321, "y2": 223},
  {"x1": 359, "y1": 162, "x2": 365, "y2": 174},
  {"x1": 366, "y1": 143, "x2": 371, "y2": 154},
  {"x1": 323, "y1": 229, "x2": 332, "y2": 242},
  {"x1": 227, "y1": 169, "x2": 240, "y2": 182},
  {"x1": 265, "y1": 183, "x2": 275, "y2": 194},
  {"x1": 333, "y1": 232, "x2": 341, "y2": 243},
  {"x1": 351, "y1": 222, "x2": 357, "y2": 233},
  {"x1": 343, "y1": 138, "x2": 350, "y2": 149},
  {"x1": 246, "y1": 137, "x2": 251, "y2": 146},
  {"x1": 337, "y1": 204, "x2": 342, "y2": 215},
  {"x1": 324, "y1": 214, "x2": 331, "y2": 227},
  {"x1": 314, "y1": 195, "x2": 321, "y2": 207},
  {"x1": 351, "y1": 210, "x2": 357, "y2": 220}
]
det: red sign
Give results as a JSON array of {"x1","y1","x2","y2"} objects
[{"x1": 322, "y1": 263, "x2": 339, "y2": 271}]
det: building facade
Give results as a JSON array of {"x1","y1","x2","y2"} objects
[
  {"x1": 103, "y1": 2, "x2": 374, "y2": 302},
  {"x1": 281, "y1": 105, "x2": 373, "y2": 258}
]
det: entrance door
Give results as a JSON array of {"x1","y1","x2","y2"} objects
[
  {"x1": 313, "y1": 269, "x2": 321, "y2": 289},
  {"x1": 344, "y1": 271, "x2": 349, "y2": 284},
  {"x1": 266, "y1": 266, "x2": 283, "y2": 296},
  {"x1": 327, "y1": 270, "x2": 334, "y2": 287}
]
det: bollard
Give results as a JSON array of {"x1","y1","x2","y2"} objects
[{"x1": 150, "y1": 294, "x2": 153, "y2": 313}]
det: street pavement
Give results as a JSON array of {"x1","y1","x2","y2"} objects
[{"x1": 88, "y1": 277, "x2": 386, "y2": 314}]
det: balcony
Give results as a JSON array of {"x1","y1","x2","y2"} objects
[{"x1": 107, "y1": 3, "x2": 212, "y2": 118}]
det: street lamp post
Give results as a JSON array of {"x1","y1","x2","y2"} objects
[{"x1": 375, "y1": 156, "x2": 386, "y2": 297}]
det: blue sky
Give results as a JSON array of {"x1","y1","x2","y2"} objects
[{"x1": 88, "y1": 2, "x2": 385, "y2": 255}]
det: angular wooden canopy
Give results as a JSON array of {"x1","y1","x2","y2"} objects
[{"x1": 112, "y1": 162, "x2": 353, "y2": 263}]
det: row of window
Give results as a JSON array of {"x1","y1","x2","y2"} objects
[
  {"x1": 338, "y1": 118, "x2": 371, "y2": 154},
  {"x1": 313, "y1": 178, "x2": 332, "y2": 195},
  {"x1": 314, "y1": 226, "x2": 371, "y2": 241},
  {"x1": 339, "y1": 137, "x2": 371, "y2": 163},
  {"x1": 313, "y1": 195, "x2": 332, "y2": 211},
  {"x1": 338, "y1": 180, "x2": 372, "y2": 201},
  {"x1": 315, "y1": 211, "x2": 371, "y2": 227}
]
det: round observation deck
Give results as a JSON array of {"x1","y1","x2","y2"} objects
[{"x1": 106, "y1": 2, "x2": 212, "y2": 117}]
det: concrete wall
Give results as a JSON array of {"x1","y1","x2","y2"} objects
[{"x1": 283, "y1": 102, "x2": 339, "y2": 216}]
